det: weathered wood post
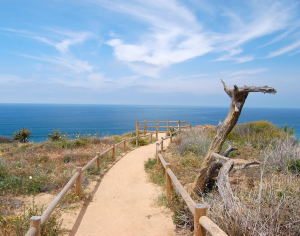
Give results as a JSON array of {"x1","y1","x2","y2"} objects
[
  {"x1": 184, "y1": 120, "x2": 187, "y2": 128},
  {"x1": 112, "y1": 145, "x2": 116, "y2": 160},
  {"x1": 179, "y1": 120, "x2": 181, "y2": 132},
  {"x1": 144, "y1": 120, "x2": 147, "y2": 135},
  {"x1": 136, "y1": 134, "x2": 139, "y2": 147},
  {"x1": 96, "y1": 152, "x2": 100, "y2": 171},
  {"x1": 189, "y1": 124, "x2": 192, "y2": 129},
  {"x1": 160, "y1": 137, "x2": 163, "y2": 152},
  {"x1": 136, "y1": 121, "x2": 139, "y2": 135},
  {"x1": 76, "y1": 167, "x2": 83, "y2": 195},
  {"x1": 150, "y1": 133, "x2": 153, "y2": 142},
  {"x1": 156, "y1": 130, "x2": 158, "y2": 140},
  {"x1": 194, "y1": 204, "x2": 206, "y2": 236},
  {"x1": 156, "y1": 120, "x2": 158, "y2": 133},
  {"x1": 167, "y1": 120, "x2": 169, "y2": 133},
  {"x1": 123, "y1": 140, "x2": 126, "y2": 153},
  {"x1": 30, "y1": 216, "x2": 41, "y2": 236},
  {"x1": 166, "y1": 163, "x2": 172, "y2": 200},
  {"x1": 156, "y1": 142, "x2": 161, "y2": 166},
  {"x1": 170, "y1": 131, "x2": 172, "y2": 143}
]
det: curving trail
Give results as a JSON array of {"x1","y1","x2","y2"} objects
[{"x1": 72, "y1": 133, "x2": 175, "y2": 236}]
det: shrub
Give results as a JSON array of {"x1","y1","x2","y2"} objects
[
  {"x1": 289, "y1": 126, "x2": 295, "y2": 135},
  {"x1": 130, "y1": 137, "x2": 148, "y2": 146},
  {"x1": 48, "y1": 129, "x2": 62, "y2": 141},
  {"x1": 0, "y1": 198, "x2": 62, "y2": 235},
  {"x1": 144, "y1": 158, "x2": 157, "y2": 170},
  {"x1": 13, "y1": 128, "x2": 31, "y2": 143},
  {"x1": 0, "y1": 136, "x2": 14, "y2": 143}
]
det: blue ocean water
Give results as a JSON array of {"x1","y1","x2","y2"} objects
[{"x1": 0, "y1": 104, "x2": 299, "y2": 142}]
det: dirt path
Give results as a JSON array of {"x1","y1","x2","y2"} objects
[{"x1": 71, "y1": 134, "x2": 175, "y2": 236}]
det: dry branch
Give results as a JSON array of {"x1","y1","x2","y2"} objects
[
  {"x1": 241, "y1": 161, "x2": 260, "y2": 169},
  {"x1": 223, "y1": 145, "x2": 238, "y2": 157},
  {"x1": 192, "y1": 80, "x2": 276, "y2": 194}
]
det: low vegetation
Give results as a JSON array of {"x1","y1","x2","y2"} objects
[
  {"x1": 145, "y1": 121, "x2": 300, "y2": 235},
  {"x1": 0, "y1": 131, "x2": 153, "y2": 235},
  {"x1": 13, "y1": 128, "x2": 31, "y2": 143}
]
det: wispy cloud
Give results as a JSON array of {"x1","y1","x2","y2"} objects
[
  {"x1": 266, "y1": 40, "x2": 300, "y2": 58},
  {"x1": 0, "y1": 74, "x2": 34, "y2": 84},
  {"x1": 1, "y1": 28, "x2": 93, "y2": 54},
  {"x1": 96, "y1": 0, "x2": 300, "y2": 75},
  {"x1": 227, "y1": 68, "x2": 269, "y2": 77},
  {"x1": 21, "y1": 54, "x2": 93, "y2": 74}
]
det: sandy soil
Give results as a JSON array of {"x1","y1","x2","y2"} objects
[{"x1": 69, "y1": 133, "x2": 175, "y2": 236}]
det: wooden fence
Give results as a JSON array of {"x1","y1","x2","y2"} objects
[
  {"x1": 24, "y1": 133, "x2": 154, "y2": 236},
  {"x1": 136, "y1": 120, "x2": 191, "y2": 137},
  {"x1": 156, "y1": 130, "x2": 228, "y2": 236}
]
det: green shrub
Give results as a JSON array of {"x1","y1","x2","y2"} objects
[
  {"x1": 13, "y1": 128, "x2": 31, "y2": 143},
  {"x1": 144, "y1": 158, "x2": 157, "y2": 170},
  {"x1": 48, "y1": 129, "x2": 62, "y2": 141},
  {"x1": 130, "y1": 137, "x2": 148, "y2": 146},
  {"x1": 289, "y1": 126, "x2": 295, "y2": 135},
  {"x1": 288, "y1": 159, "x2": 300, "y2": 174},
  {"x1": 0, "y1": 164, "x2": 9, "y2": 180},
  {"x1": 0, "y1": 198, "x2": 62, "y2": 235}
]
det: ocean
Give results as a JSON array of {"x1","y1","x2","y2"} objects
[{"x1": 0, "y1": 104, "x2": 299, "y2": 142}]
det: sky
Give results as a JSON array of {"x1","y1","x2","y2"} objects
[{"x1": 0, "y1": 0, "x2": 300, "y2": 107}]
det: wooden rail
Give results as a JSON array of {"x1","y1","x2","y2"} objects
[
  {"x1": 136, "y1": 120, "x2": 192, "y2": 137},
  {"x1": 25, "y1": 132, "x2": 154, "y2": 236},
  {"x1": 156, "y1": 130, "x2": 228, "y2": 236}
]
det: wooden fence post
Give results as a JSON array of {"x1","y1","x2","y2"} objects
[
  {"x1": 194, "y1": 204, "x2": 206, "y2": 236},
  {"x1": 161, "y1": 137, "x2": 163, "y2": 152},
  {"x1": 184, "y1": 120, "x2": 187, "y2": 128},
  {"x1": 167, "y1": 120, "x2": 169, "y2": 133},
  {"x1": 76, "y1": 167, "x2": 83, "y2": 196},
  {"x1": 170, "y1": 132, "x2": 172, "y2": 143},
  {"x1": 96, "y1": 152, "x2": 100, "y2": 171},
  {"x1": 189, "y1": 124, "x2": 192, "y2": 129},
  {"x1": 157, "y1": 147, "x2": 161, "y2": 166},
  {"x1": 156, "y1": 130, "x2": 158, "y2": 140},
  {"x1": 179, "y1": 120, "x2": 181, "y2": 132},
  {"x1": 136, "y1": 121, "x2": 139, "y2": 135},
  {"x1": 136, "y1": 134, "x2": 139, "y2": 147},
  {"x1": 30, "y1": 216, "x2": 41, "y2": 236},
  {"x1": 112, "y1": 145, "x2": 116, "y2": 160},
  {"x1": 166, "y1": 163, "x2": 172, "y2": 200},
  {"x1": 144, "y1": 120, "x2": 146, "y2": 135},
  {"x1": 150, "y1": 133, "x2": 153, "y2": 142},
  {"x1": 156, "y1": 120, "x2": 158, "y2": 133},
  {"x1": 123, "y1": 140, "x2": 126, "y2": 153}
]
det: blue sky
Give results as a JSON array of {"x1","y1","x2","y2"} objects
[{"x1": 1, "y1": 0, "x2": 300, "y2": 107}]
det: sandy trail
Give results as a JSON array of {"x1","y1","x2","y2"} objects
[{"x1": 72, "y1": 133, "x2": 175, "y2": 236}]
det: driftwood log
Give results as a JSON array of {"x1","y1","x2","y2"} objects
[{"x1": 192, "y1": 80, "x2": 276, "y2": 194}]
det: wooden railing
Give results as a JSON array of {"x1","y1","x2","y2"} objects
[
  {"x1": 156, "y1": 130, "x2": 228, "y2": 236},
  {"x1": 136, "y1": 120, "x2": 192, "y2": 138},
  {"x1": 24, "y1": 133, "x2": 154, "y2": 236}
]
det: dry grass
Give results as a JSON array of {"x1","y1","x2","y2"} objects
[
  {"x1": 145, "y1": 121, "x2": 300, "y2": 235},
  {"x1": 0, "y1": 131, "x2": 153, "y2": 235}
]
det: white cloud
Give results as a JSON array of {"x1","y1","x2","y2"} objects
[
  {"x1": 227, "y1": 68, "x2": 269, "y2": 77},
  {"x1": 21, "y1": 54, "x2": 93, "y2": 74},
  {"x1": 266, "y1": 40, "x2": 300, "y2": 58},
  {"x1": 0, "y1": 74, "x2": 34, "y2": 84},
  {"x1": 97, "y1": 0, "x2": 300, "y2": 75},
  {"x1": 1, "y1": 28, "x2": 93, "y2": 54}
]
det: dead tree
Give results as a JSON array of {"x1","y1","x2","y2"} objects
[{"x1": 192, "y1": 80, "x2": 276, "y2": 194}]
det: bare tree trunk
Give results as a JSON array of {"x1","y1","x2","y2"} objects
[{"x1": 192, "y1": 80, "x2": 276, "y2": 194}]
